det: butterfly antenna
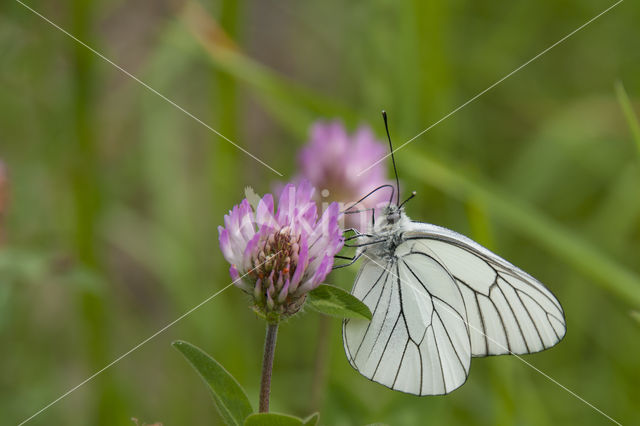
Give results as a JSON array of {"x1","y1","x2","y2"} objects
[
  {"x1": 399, "y1": 191, "x2": 417, "y2": 209},
  {"x1": 382, "y1": 111, "x2": 400, "y2": 206}
]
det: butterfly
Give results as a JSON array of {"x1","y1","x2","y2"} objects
[{"x1": 338, "y1": 112, "x2": 566, "y2": 395}]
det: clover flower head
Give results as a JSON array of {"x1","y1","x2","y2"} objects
[
  {"x1": 297, "y1": 120, "x2": 392, "y2": 230},
  {"x1": 218, "y1": 181, "x2": 343, "y2": 322}
]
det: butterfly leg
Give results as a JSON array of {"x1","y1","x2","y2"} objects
[
  {"x1": 344, "y1": 239, "x2": 387, "y2": 248},
  {"x1": 344, "y1": 207, "x2": 376, "y2": 230},
  {"x1": 344, "y1": 233, "x2": 374, "y2": 242},
  {"x1": 342, "y1": 227, "x2": 361, "y2": 237},
  {"x1": 332, "y1": 251, "x2": 365, "y2": 269}
]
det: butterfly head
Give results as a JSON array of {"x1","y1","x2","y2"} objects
[
  {"x1": 363, "y1": 204, "x2": 409, "y2": 259},
  {"x1": 382, "y1": 204, "x2": 402, "y2": 224},
  {"x1": 373, "y1": 190, "x2": 416, "y2": 232},
  {"x1": 373, "y1": 204, "x2": 410, "y2": 233}
]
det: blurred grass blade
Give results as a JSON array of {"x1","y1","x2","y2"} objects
[
  {"x1": 307, "y1": 284, "x2": 372, "y2": 320},
  {"x1": 585, "y1": 163, "x2": 640, "y2": 251},
  {"x1": 244, "y1": 413, "x2": 304, "y2": 426},
  {"x1": 465, "y1": 198, "x2": 495, "y2": 249},
  {"x1": 180, "y1": 0, "x2": 358, "y2": 137},
  {"x1": 404, "y1": 153, "x2": 640, "y2": 307},
  {"x1": 173, "y1": 341, "x2": 253, "y2": 425},
  {"x1": 503, "y1": 100, "x2": 623, "y2": 204},
  {"x1": 615, "y1": 81, "x2": 640, "y2": 156}
]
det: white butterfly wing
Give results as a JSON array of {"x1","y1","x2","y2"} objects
[
  {"x1": 403, "y1": 222, "x2": 566, "y2": 357},
  {"x1": 343, "y1": 250, "x2": 472, "y2": 395}
]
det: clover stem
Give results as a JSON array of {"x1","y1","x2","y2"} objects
[{"x1": 259, "y1": 322, "x2": 279, "y2": 412}]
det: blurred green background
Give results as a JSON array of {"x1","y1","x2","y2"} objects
[{"x1": 1, "y1": 0, "x2": 639, "y2": 425}]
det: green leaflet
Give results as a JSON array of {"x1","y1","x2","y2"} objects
[
  {"x1": 173, "y1": 341, "x2": 253, "y2": 426},
  {"x1": 307, "y1": 284, "x2": 372, "y2": 320}
]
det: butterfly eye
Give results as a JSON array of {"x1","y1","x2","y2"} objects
[{"x1": 386, "y1": 208, "x2": 401, "y2": 225}]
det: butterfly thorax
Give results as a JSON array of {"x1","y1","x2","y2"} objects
[{"x1": 361, "y1": 205, "x2": 411, "y2": 260}]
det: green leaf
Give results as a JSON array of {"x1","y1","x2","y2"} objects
[
  {"x1": 307, "y1": 284, "x2": 372, "y2": 320},
  {"x1": 244, "y1": 413, "x2": 304, "y2": 426},
  {"x1": 173, "y1": 341, "x2": 253, "y2": 426},
  {"x1": 302, "y1": 413, "x2": 320, "y2": 426}
]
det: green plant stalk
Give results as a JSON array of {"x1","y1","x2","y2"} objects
[
  {"x1": 212, "y1": 0, "x2": 241, "y2": 198},
  {"x1": 70, "y1": 0, "x2": 123, "y2": 422},
  {"x1": 465, "y1": 201, "x2": 518, "y2": 422},
  {"x1": 615, "y1": 81, "x2": 640, "y2": 157},
  {"x1": 404, "y1": 153, "x2": 640, "y2": 307},
  {"x1": 310, "y1": 315, "x2": 331, "y2": 411},
  {"x1": 259, "y1": 322, "x2": 279, "y2": 413}
]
